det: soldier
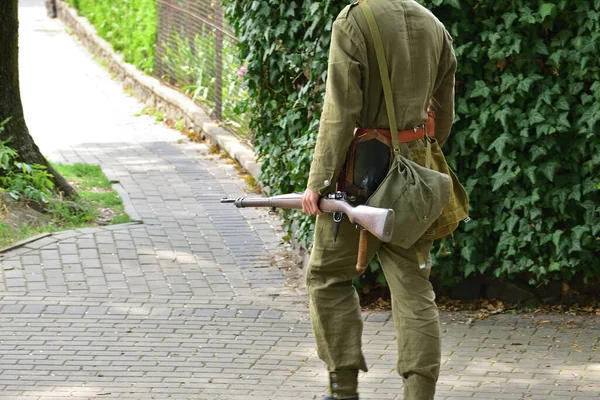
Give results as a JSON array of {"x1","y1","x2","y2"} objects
[{"x1": 301, "y1": 0, "x2": 457, "y2": 399}]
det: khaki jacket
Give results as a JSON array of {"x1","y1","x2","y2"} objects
[{"x1": 307, "y1": 0, "x2": 457, "y2": 195}]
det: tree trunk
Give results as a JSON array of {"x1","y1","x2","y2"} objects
[{"x1": 0, "y1": 0, "x2": 77, "y2": 197}]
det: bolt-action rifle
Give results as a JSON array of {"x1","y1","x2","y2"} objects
[{"x1": 221, "y1": 192, "x2": 395, "y2": 274}]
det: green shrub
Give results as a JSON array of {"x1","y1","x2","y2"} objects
[
  {"x1": 225, "y1": 0, "x2": 600, "y2": 289},
  {"x1": 66, "y1": 0, "x2": 156, "y2": 73},
  {"x1": 224, "y1": 1, "x2": 345, "y2": 245},
  {"x1": 421, "y1": 0, "x2": 599, "y2": 286},
  {"x1": 0, "y1": 120, "x2": 54, "y2": 202}
]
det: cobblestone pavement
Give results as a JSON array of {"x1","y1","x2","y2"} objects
[{"x1": 1, "y1": 1, "x2": 598, "y2": 399}]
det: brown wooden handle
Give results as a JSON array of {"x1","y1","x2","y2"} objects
[{"x1": 356, "y1": 229, "x2": 369, "y2": 274}]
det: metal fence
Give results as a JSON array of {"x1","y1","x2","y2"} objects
[{"x1": 155, "y1": 0, "x2": 246, "y2": 129}]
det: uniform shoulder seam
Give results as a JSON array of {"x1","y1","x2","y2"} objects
[{"x1": 338, "y1": 0, "x2": 361, "y2": 20}]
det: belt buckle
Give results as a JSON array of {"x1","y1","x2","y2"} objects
[{"x1": 416, "y1": 123, "x2": 427, "y2": 136}]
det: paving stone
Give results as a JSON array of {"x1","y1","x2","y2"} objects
[
  {"x1": 21, "y1": 255, "x2": 42, "y2": 265},
  {"x1": 58, "y1": 243, "x2": 78, "y2": 255},
  {"x1": 20, "y1": 304, "x2": 47, "y2": 314},
  {"x1": 77, "y1": 239, "x2": 98, "y2": 249},
  {"x1": 1, "y1": 304, "x2": 24, "y2": 313}
]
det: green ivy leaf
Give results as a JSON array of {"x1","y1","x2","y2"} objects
[
  {"x1": 529, "y1": 110, "x2": 545, "y2": 125},
  {"x1": 552, "y1": 229, "x2": 563, "y2": 249},
  {"x1": 590, "y1": 81, "x2": 600, "y2": 98},
  {"x1": 506, "y1": 214, "x2": 520, "y2": 233},
  {"x1": 555, "y1": 97, "x2": 570, "y2": 111},
  {"x1": 502, "y1": 12, "x2": 518, "y2": 29},
  {"x1": 494, "y1": 108, "x2": 511, "y2": 129},
  {"x1": 548, "y1": 262, "x2": 562, "y2": 272},
  {"x1": 569, "y1": 226, "x2": 589, "y2": 253},
  {"x1": 557, "y1": 112, "x2": 571, "y2": 129},
  {"x1": 470, "y1": 81, "x2": 491, "y2": 99},
  {"x1": 447, "y1": 0, "x2": 461, "y2": 10},
  {"x1": 529, "y1": 208, "x2": 542, "y2": 220},
  {"x1": 488, "y1": 133, "x2": 512, "y2": 156},
  {"x1": 491, "y1": 167, "x2": 519, "y2": 191},
  {"x1": 476, "y1": 153, "x2": 489, "y2": 169},
  {"x1": 309, "y1": 3, "x2": 320, "y2": 14},
  {"x1": 534, "y1": 41, "x2": 549, "y2": 55},
  {"x1": 583, "y1": 180, "x2": 598, "y2": 195},
  {"x1": 500, "y1": 74, "x2": 518, "y2": 92},
  {"x1": 580, "y1": 201, "x2": 597, "y2": 222},
  {"x1": 524, "y1": 166, "x2": 537, "y2": 184},
  {"x1": 463, "y1": 263, "x2": 476, "y2": 277},
  {"x1": 530, "y1": 145, "x2": 547, "y2": 162},
  {"x1": 519, "y1": 6, "x2": 537, "y2": 24},
  {"x1": 539, "y1": 161, "x2": 561, "y2": 182},
  {"x1": 539, "y1": 3, "x2": 557, "y2": 20}
]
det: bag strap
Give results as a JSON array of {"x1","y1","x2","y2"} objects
[
  {"x1": 359, "y1": 1, "x2": 400, "y2": 156},
  {"x1": 359, "y1": 1, "x2": 432, "y2": 168},
  {"x1": 360, "y1": 1, "x2": 431, "y2": 265}
]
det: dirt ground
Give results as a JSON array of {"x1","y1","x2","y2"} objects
[{"x1": 0, "y1": 192, "x2": 52, "y2": 235}]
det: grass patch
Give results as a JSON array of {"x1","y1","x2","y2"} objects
[
  {"x1": 0, "y1": 163, "x2": 130, "y2": 249},
  {"x1": 135, "y1": 105, "x2": 166, "y2": 122},
  {"x1": 53, "y1": 162, "x2": 112, "y2": 189},
  {"x1": 50, "y1": 163, "x2": 130, "y2": 226},
  {"x1": 0, "y1": 222, "x2": 45, "y2": 248},
  {"x1": 174, "y1": 118, "x2": 185, "y2": 132}
]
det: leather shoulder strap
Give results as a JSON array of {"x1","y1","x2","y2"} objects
[{"x1": 358, "y1": 2, "x2": 400, "y2": 155}]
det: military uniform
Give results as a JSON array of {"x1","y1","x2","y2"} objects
[{"x1": 306, "y1": 0, "x2": 457, "y2": 399}]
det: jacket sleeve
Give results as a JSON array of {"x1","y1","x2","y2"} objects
[
  {"x1": 430, "y1": 29, "x2": 457, "y2": 148},
  {"x1": 307, "y1": 17, "x2": 364, "y2": 196}
]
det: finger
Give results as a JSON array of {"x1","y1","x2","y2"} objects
[
  {"x1": 313, "y1": 198, "x2": 323, "y2": 215},
  {"x1": 312, "y1": 200, "x2": 323, "y2": 215},
  {"x1": 302, "y1": 196, "x2": 313, "y2": 214}
]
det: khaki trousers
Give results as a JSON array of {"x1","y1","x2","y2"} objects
[{"x1": 307, "y1": 214, "x2": 441, "y2": 400}]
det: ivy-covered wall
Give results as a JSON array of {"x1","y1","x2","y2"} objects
[
  {"x1": 423, "y1": 0, "x2": 600, "y2": 288},
  {"x1": 225, "y1": 0, "x2": 600, "y2": 290},
  {"x1": 224, "y1": 1, "x2": 343, "y2": 245}
]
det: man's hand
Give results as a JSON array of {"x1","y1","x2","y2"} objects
[{"x1": 301, "y1": 188, "x2": 323, "y2": 215}]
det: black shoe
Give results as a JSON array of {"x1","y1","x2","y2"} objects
[{"x1": 322, "y1": 396, "x2": 359, "y2": 400}]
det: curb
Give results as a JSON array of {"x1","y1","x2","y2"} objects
[
  {"x1": 0, "y1": 233, "x2": 54, "y2": 257},
  {"x1": 111, "y1": 183, "x2": 143, "y2": 223},
  {"x1": 55, "y1": 0, "x2": 262, "y2": 180},
  {"x1": 0, "y1": 222, "x2": 144, "y2": 260}
]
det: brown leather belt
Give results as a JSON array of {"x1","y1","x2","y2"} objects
[
  {"x1": 354, "y1": 113, "x2": 435, "y2": 143},
  {"x1": 338, "y1": 111, "x2": 436, "y2": 199}
]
